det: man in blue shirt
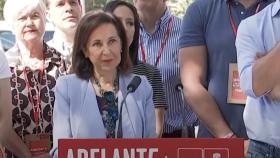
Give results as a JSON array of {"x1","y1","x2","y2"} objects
[
  {"x1": 236, "y1": 1, "x2": 280, "y2": 156},
  {"x1": 133, "y1": 0, "x2": 198, "y2": 137},
  {"x1": 179, "y1": 0, "x2": 273, "y2": 154}
]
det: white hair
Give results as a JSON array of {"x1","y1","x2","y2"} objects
[{"x1": 3, "y1": 0, "x2": 46, "y2": 27}]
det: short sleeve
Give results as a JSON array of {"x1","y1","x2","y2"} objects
[{"x1": 179, "y1": 2, "x2": 206, "y2": 48}]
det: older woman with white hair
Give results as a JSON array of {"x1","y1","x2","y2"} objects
[{"x1": 3, "y1": 0, "x2": 66, "y2": 157}]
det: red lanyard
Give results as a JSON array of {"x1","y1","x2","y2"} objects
[
  {"x1": 22, "y1": 56, "x2": 45, "y2": 126},
  {"x1": 140, "y1": 16, "x2": 173, "y2": 66},
  {"x1": 228, "y1": 2, "x2": 261, "y2": 37}
]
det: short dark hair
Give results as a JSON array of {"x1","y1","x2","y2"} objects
[
  {"x1": 104, "y1": 1, "x2": 140, "y2": 65},
  {"x1": 72, "y1": 11, "x2": 132, "y2": 80},
  {"x1": 44, "y1": 0, "x2": 81, "y2": 8}
]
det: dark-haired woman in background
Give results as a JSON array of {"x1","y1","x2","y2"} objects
[
  {"x1": 51, "y1": 11, "x2": 156, "y2": 157},
  {"x1": 104, "y1": 0, "x2": 167, "y2": 138}
]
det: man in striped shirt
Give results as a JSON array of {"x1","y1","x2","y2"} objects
[{"x1": 133, "y1": 0, "x2": 198, "y2": 137}]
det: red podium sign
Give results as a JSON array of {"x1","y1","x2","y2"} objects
[{"x1": 58, "y1": 138, "x2": 243, "y2": 158}]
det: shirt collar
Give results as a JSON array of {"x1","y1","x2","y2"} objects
[
  {"x1": 50, "y1": 31, "x2": 73, "y2": 57},
  {"x1": 6, "y1": 42, "x2": 62, "y2": 68},
  {"x1": 159, "y1": 8, "x2": 172, "y2": 27},
  {"x1": 44, "y1": 43, "x2": 63, "y2": 67},
  {"x1": 272, "y1": 0, "x2": 280, "y2": 16},
  {"x1": 51, "y1": 31, "x2": 65, "y2": 50},
  {"x1": 140, "y1": 8, "x2": 172, "y2": 35}
]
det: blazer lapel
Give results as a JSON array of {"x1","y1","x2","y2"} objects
[
  {"x1": 76, "y1": 80, "x2": 106, "y2": 138},
  {"x1": 118, "y1": 75, "x2": 142, "y2": 137}
]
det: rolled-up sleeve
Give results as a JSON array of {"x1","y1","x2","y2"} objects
[{"x1": 236, "y1": 20, "x2": 259, "y2": 98}]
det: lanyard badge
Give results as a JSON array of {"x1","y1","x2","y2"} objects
[{"x1": 140, "y1": 16, "x2": 173, "y2": 66}]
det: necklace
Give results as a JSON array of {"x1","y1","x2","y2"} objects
[
  {"x1": 94, "y1": 76, "x2": 119, "y2": 138},
  {"x1": 94, "y1": 76, "x2": 119, "y2": 99}
]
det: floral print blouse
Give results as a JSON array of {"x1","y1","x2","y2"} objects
[
  {"x1": 96, "y1": 92, "x2": 118, "y2": 138},
  {"x1": 4, "y1": 43, "x2": 66, "y2": 158}
]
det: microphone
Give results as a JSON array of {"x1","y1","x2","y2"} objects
[
  {"x1": 117, "y1": 76, "x2": 142, "y2": 138},
  {"x1": 176, "y1": 83, "x2": 183, "y2": 92},
  {"x1": 127, "y1": 76, "x2": 142, "y2": 93},
  {"x1": 175, "y1": 83, "x2": 188, "y2": 137},
  {"x1": 175, "y1": 83, "x2": 185, "y2": 105}
]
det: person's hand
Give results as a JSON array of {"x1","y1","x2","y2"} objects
[{"x1": 244, "y1": 140, "x2": 249, "y2": 158}]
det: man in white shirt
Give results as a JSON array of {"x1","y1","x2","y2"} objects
[
  {"x1": 0, "y1": 51, "x2": 31, "y2": 158},
  {"x1": 46, "y1": 0, "x2": 82, "y2": 66}
]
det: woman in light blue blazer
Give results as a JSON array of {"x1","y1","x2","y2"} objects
[{"x1": 51, "y1": 11, "x2": 156, "y2": 157}]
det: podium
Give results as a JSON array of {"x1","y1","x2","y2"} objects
[{"x1": 58, "y1": 138, "x2": 243, "y2": 158}]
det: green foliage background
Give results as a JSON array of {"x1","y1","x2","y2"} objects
[
  {"x1": 0, "y1": 0, "x2": 192, "y2": 20},
  {"x1": 0, "y1": 0, "x2": 4, "y2": 20}
]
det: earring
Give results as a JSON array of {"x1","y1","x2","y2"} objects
[
  {"x1": 83, "y1": 49, "x2": 88, "y2": 58},
  {"x1": 84, "y1": 53, "x2": 88, "y2": 58}
]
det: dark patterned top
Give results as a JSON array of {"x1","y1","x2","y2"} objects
[
  {"x1": 4, "y1": 43, "x2": 66, "y2": 158},
  {"x1": 133, "y1": 61, "x2": 167, "y2": 109},
  {"x1": 96, "y1": 92, "x2": 118, "y2": 138}
]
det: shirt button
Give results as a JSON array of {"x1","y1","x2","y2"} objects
[{"x1": 241, "y1": 11, "x2": 244, "y2": 15}]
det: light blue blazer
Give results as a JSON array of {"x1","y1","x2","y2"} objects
[{"x1": 51, "y1": 73, "x2": 156, "y2": 157}]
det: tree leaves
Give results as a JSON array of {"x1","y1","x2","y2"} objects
[{"x1": 0, "y1": 0, "x2": 193, "y2": 20}]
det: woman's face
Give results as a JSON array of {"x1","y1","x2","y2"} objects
[
  {"x1": 12, "y1": 4, "x2": 45, "y2": 43},
  {"x1": 86, "y1": 23, "x2": 122, "y2": 73},
  {"x1": 113, "y1": 5, "x2": 135, "y2": 47}
]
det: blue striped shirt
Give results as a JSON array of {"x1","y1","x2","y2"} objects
[{"x1": 138, "y1": 9, "x2": 198, "y2": 133}]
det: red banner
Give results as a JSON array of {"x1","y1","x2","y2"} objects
[{"x1": 58, "y1": 138, "x2": 243, "y2": 158}]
